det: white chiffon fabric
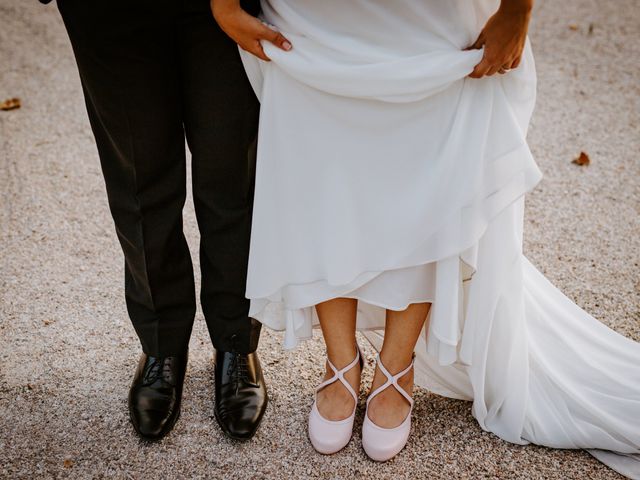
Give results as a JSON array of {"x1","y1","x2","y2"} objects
[{"x1": 239, "y1": 0, "x2": 640, "y2": 476}]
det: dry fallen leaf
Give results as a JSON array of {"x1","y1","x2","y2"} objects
[
  {"x1": 568, "y1": 24, "x2": 579, "y2": 31},
  {"x1": 572, "y1": 151, "x2": 591, "y2": 166},
  {"x1": 0, "y1": 98, "x2": 21, "y2": 111}
]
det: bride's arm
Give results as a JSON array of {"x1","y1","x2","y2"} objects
[
  {"x1": 211, "y1": 0, "x2": 292, "y2": 61},
  {"x1": 466, "y1": 0, "x2": 533, "y2": 78}
]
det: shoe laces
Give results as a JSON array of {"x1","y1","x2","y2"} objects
[
  {"x1": 144, "y1": 357, "x2": 174, "y2": 385},
  {"x1": 226, "y1": 353, "x2": 258, "y2": 392},
  {"x1": 227, "y1": 353, "x2": 248, "y2": 380}
]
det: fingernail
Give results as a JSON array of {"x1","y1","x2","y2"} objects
[{"x1": 283, "y1": 41, "x2": 292, "y2": 51}]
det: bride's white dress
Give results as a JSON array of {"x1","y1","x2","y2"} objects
[{"x1": 239, "y1": 0, "x2": 640, "y2": 476}]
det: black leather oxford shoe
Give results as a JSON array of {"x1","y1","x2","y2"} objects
[
  {"x1": 128, "y1": 353, "x2": 187, "y2": 441},
  {"x1": 214, "y1": 350, "x2": 268, "y2": 440}
]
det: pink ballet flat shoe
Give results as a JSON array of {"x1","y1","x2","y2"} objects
[
  {"x1": 361, "y1": 354, "x2": 415, "y2": 462},
  {"x1": 308, "y1": 346, "x2": 363, "y2": 455}
]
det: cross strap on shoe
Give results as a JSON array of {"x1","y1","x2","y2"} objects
[
  {"x1": 362, "y1": 353, "x2": 415, "y2": 462},
  {"x1": 308, "y1": 345, "x2": 364, "y2": 455}
]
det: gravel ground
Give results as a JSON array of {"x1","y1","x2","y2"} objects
[{"x1": 1, "y1": 0, "x2": 638, "y2": 479}]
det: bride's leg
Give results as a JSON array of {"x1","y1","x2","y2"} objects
[
  {"x1": 368, "y1": 303, "x2": 431, "y2": 428},
  {"x1": 315, "y1": 297, "x2": 361, "y2": 421}
]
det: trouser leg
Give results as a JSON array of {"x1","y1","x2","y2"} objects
[
  {"x1": 58, "y1": 0, "x2": 196, "y2": 356},
  {"x1": 179, "y1": 0, "x2": 261, "y2": 353}
]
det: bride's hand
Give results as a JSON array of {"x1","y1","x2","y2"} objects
[
  {"x1": 466, "y1": 0, "x2": 533, "y2": 78},
  {"x1": 211, "y1": 0, "x2": 292, "y2": 61}
]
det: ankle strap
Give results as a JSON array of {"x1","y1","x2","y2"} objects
[
  {"x1": 316, "y1": 347, "x2": 362, "y2": 403},
  {"x1": 366, "y1": 354, "x2": 414, "y2": 408}
]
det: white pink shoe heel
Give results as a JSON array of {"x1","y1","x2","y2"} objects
[
  {"x1": 308, "y1": 347, "x2": 363, "y2": 454},
  {"x1": 361, "y1": 354, "x2": 415, "y2": 462}
]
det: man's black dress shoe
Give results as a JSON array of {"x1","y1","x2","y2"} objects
[
  {"x1": 128, "y1": 353, "x2": 187, "y2": 441},
  {"x1": 214, "y1": 350, "x2": 268, "y2": 440}
]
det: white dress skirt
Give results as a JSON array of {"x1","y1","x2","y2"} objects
[{"x1": 239, "y1": 0, "x2": 640, "y2": 476}]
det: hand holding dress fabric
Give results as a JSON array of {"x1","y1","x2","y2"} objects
[
  {"x1": 467, "y1": 0, "x2": 532, "y2": 77},
  {"x1": 211, "y1": 0, "x2": 291, "y2": 61}
]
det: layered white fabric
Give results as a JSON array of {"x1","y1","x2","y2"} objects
[{"x1": 240, "y1": 0, "x2": 640, "y2": 477}]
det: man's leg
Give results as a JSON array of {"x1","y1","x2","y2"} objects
[
  {"x1": 57, "y1": 0, "x2": 194, "y2": 440},
  {"x1": 181, "y1": 0, "x2": 261, "y2": 355},
  {"x1": 58, "y1": 0, "x2": 196, "y2": 356},
  {"x1": 179, "y1": 0, "x2": 267, "y2": 440}
]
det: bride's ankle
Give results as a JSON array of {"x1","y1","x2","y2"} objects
[
  {"x1": 326, "y1": 345, "x2": 359, "y2": 370},
  {"x1": 378, "y1": 350, "x2": 414, "y2": 376},
  {"x1": 322, "y1": 359, "x2": 362, "y2": 386},
  {"x1": 316, "y1": 376, "x2": 360, "y2": 421},
  {"x1": 371, "y1": 365, "x2": 413, "y2": 393}
]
